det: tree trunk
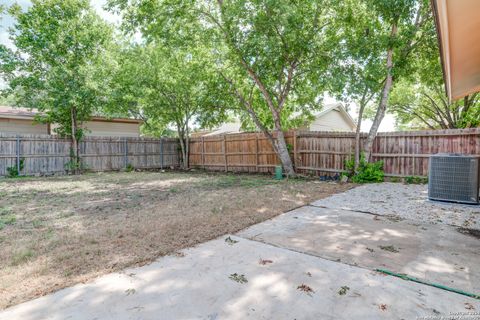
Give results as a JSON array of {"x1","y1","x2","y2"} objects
[
  {"x1": 274, "y1": 130, "x2": 295, "y2": 177},
  {"x1": 70, "y1": 107, "x2": 79, "y2": 175},
  {"x1": 354, "y1": 102, "x2": 366, "y2": 173},
  {"x1": 177, "y1": 127, "x2": 187, "y2": 170},
  {"x1": 364, "y1": 23, "x2": 397, "y2": 162},
  {"x1": 185, "y1": 126, "x2": 190, "y2": 169},
  {"x1": 270, "y1": 109, "x2": 295, "y2": 177}
]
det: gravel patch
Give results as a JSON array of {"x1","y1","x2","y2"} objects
[{"x1": 311, "y1": 183, "x2": 480, "y2": 229}]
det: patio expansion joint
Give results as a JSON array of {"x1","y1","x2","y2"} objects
[
  {"x1": 307, "y1": 203, "x2": 383, "y2": 217},
  {"x1": 234, "y1": 233, "x2": 386, "y2": 277}
]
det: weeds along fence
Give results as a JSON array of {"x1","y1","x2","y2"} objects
[
  {"x1": 0, "y1": 133, "x2": 179, "y2": 177},
  {"x1": 189, "y1": 128, "x2": 480, "y2": 178}
]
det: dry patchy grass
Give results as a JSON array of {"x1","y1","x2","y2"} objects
[{"x1": 0, "y1": 171, "x2": 353, "y2": 309}]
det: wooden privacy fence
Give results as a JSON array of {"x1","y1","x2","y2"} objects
[
  {"x1": 1, "y1": 128, "x2": 479, "y2": 178},
  {"x1": 189, "y1": 128, "x2": 480, "y2": 178},
  {"x1": 0, "y1": 133, "x2": 179, "y2": 177}
]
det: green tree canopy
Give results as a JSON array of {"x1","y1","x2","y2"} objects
[
  {"x1": 333, "y1": 0, "x2": 436, "y2": 162},
  {"x1": 107, "y1": 43, "x2": 228, "y2": 168},
  {"x1": 108, "y1": 0, "x2": 340, "y2": 176},
  {"x1": 1, "y1": 0, "x2": 114, "y2": 172}
]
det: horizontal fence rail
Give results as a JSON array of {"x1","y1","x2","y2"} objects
[
  {"x1": 189, "y1": 128, "x2": 480, "y2": 178},
  {"x1": 0, "y1": 133, "x2": 179, "y2": 177}
]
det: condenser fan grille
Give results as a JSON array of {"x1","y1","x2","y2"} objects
[{"x1": 428, "y1": 154, "x2": 479, "y2": 204}]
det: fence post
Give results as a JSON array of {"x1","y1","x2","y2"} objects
[
  {"x1": 255, "y1": 133, "x2": 259, "y2": 173},
  {"x1": 160, "y1": 139, "x2": 164, "y2": 169},
  {"x1": 201, "y1": 136, "x2": 205, "y2": 170},
  {"x1": 223, "y1": 135, "x2": 228, "y2": 172},
  {"x1": 293, "y1": 130, "x2": 298, "y2": 170},
  {"x1": 144, "y1": 140, "x2": 147, "y2": 169},
  {"x1": 124, "y1": 137, "x2": 128, "y2": 168},
  {"x1": 16, "y1": 135, "x2": 21, "y2": 175}
]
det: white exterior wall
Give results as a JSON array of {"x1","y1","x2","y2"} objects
[
  {"x1": 0, "y1": 118, "x2": 48, "y2": 134},
  {"x1": 83, "y1": 121, "x2": 141, "y2": 137},
  {"x1": 309, "y1": 110, "x2": 355, "y2": 132}
]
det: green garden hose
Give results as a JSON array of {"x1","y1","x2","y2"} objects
[{"x1": 375, "y1": 268, "x2": 480, "y2": 300}]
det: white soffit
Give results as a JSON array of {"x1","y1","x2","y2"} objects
[{"x1": 433, "y1": 0, "x2": 480, "y2": 101}]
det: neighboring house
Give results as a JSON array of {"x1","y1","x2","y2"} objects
[
  {"x1": 0, "y1": 106, "x2": 143, "y2": 137},
  {"x1": 191, "y1": 103, "x2": 356, "y2": 137},
  {"x1": 305, "y1": 103, "x2": 357, "y2": 132},
  {"x1": 191, "y1": 121, "x2": 243, "y2": 137}
]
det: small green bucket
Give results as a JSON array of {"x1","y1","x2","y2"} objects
[{"x1": 274, "y1": 165, "x2": 283, "y2": 180}]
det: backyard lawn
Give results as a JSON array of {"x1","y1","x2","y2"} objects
[{"x1": 0, "y1": 171, "x2": 352, "y2": 309}]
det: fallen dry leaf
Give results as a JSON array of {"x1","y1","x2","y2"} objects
[
  {"x1": 379, "y1": 304, "x2": 387, "y2": 311},
  {"x1": 229, "y1": 273, "x2": 248, "y2": 284},
  {"x1": 465, "y1": 302, "x2": 475, "y2": 310},
  {"x1": 338, "y1": 286, "x2": 350, "y2": 296},
  {"x1": 225, "y1": 237, "x2": 239, "y2": 245},
  {"x1": 297, "y1": 284, "x2": 315, "y2": 296},
  {"x1": 259, "y1": 259, "x2": 273, "y2": 265},
  {"x1": 125, "y1": 288, "x2": 136, "y2": 296}
]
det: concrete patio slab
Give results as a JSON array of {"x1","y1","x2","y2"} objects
[
  {"x1": 1, "y1": 235, "x2": 478, "y2": 320},
  {"x1": 238, "y1": 205, "x2": 480, "y2": 294}
]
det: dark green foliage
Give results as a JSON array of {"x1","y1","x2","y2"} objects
[
  {"x1": 6, "y1": 158, "x2": 24, "y2": 178},
  {"x1": 404, "y1": 176, "x2": 428, "y2": 184},
  {"x1": 125, "y1": 163, "x2": 134, "y2": 172},
  {"x1": 345, "y1": 154, "x2": 384, "y2": 183},
  {"x1": 64, "y1": 150, "x2": 87, "y2": 173},
  {"x1": 286, "y1": 143, "x2": 294, "y2": 154}
]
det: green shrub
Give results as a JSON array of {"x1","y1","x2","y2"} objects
[
  {"x1": 345, "y1": 154, "x2": 384, "y2": 183},
  {"x1": 404, "y1": 176, "x2": 428, "y2": 184},
  {"x1": 286, "y1": 143, "x2": 293, "y2": 153},
  {"x1": 6, "y1": 158, "x2": 25, "y2": 178},
  {"x1": 125, "y1": 163, "x2": 134, "y2": 172}
]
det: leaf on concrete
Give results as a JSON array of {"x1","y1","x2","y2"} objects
[
  {"x1": 225, "y1": 236, "x2": 239, "y2": 245},
  {"x1": 229, "y1": 273, "x2": 248, "y2": 284},
  {"x1": 297, "y1": 284, "x2": 315, "y2": 296},
  {"x1": 338, "y1": 286, "x2": 350, "y2": 296},
  {"x1": 125, "y1": 288, "x2": 136, "y2": 296},
  {"x1": 465, "y1": 303, "x2": 475, "y2": 310},
  {"x1": 258, "y1": 259, "x2": 273, "y2": 265},
  {"x1": 379, "y1": 245, "x2": 399, "y2": 253}
]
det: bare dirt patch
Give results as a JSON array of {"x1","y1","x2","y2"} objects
[{"x1": 0, "y1": 171, "x2": 352, "y2": 309}]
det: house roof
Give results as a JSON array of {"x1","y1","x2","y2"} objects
[
  {"x1": 313, "y1": 103, "x2": 357, "y2": 130},
  {"x1": 203, "y1": 122, "x2": 242, "y2": 137},
  {"x1": 432, "y1": 0, "x2": 480, "y2": 101},
  {"x1": 0, "y1": 106, "x2": 143, "y2": 124}
]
